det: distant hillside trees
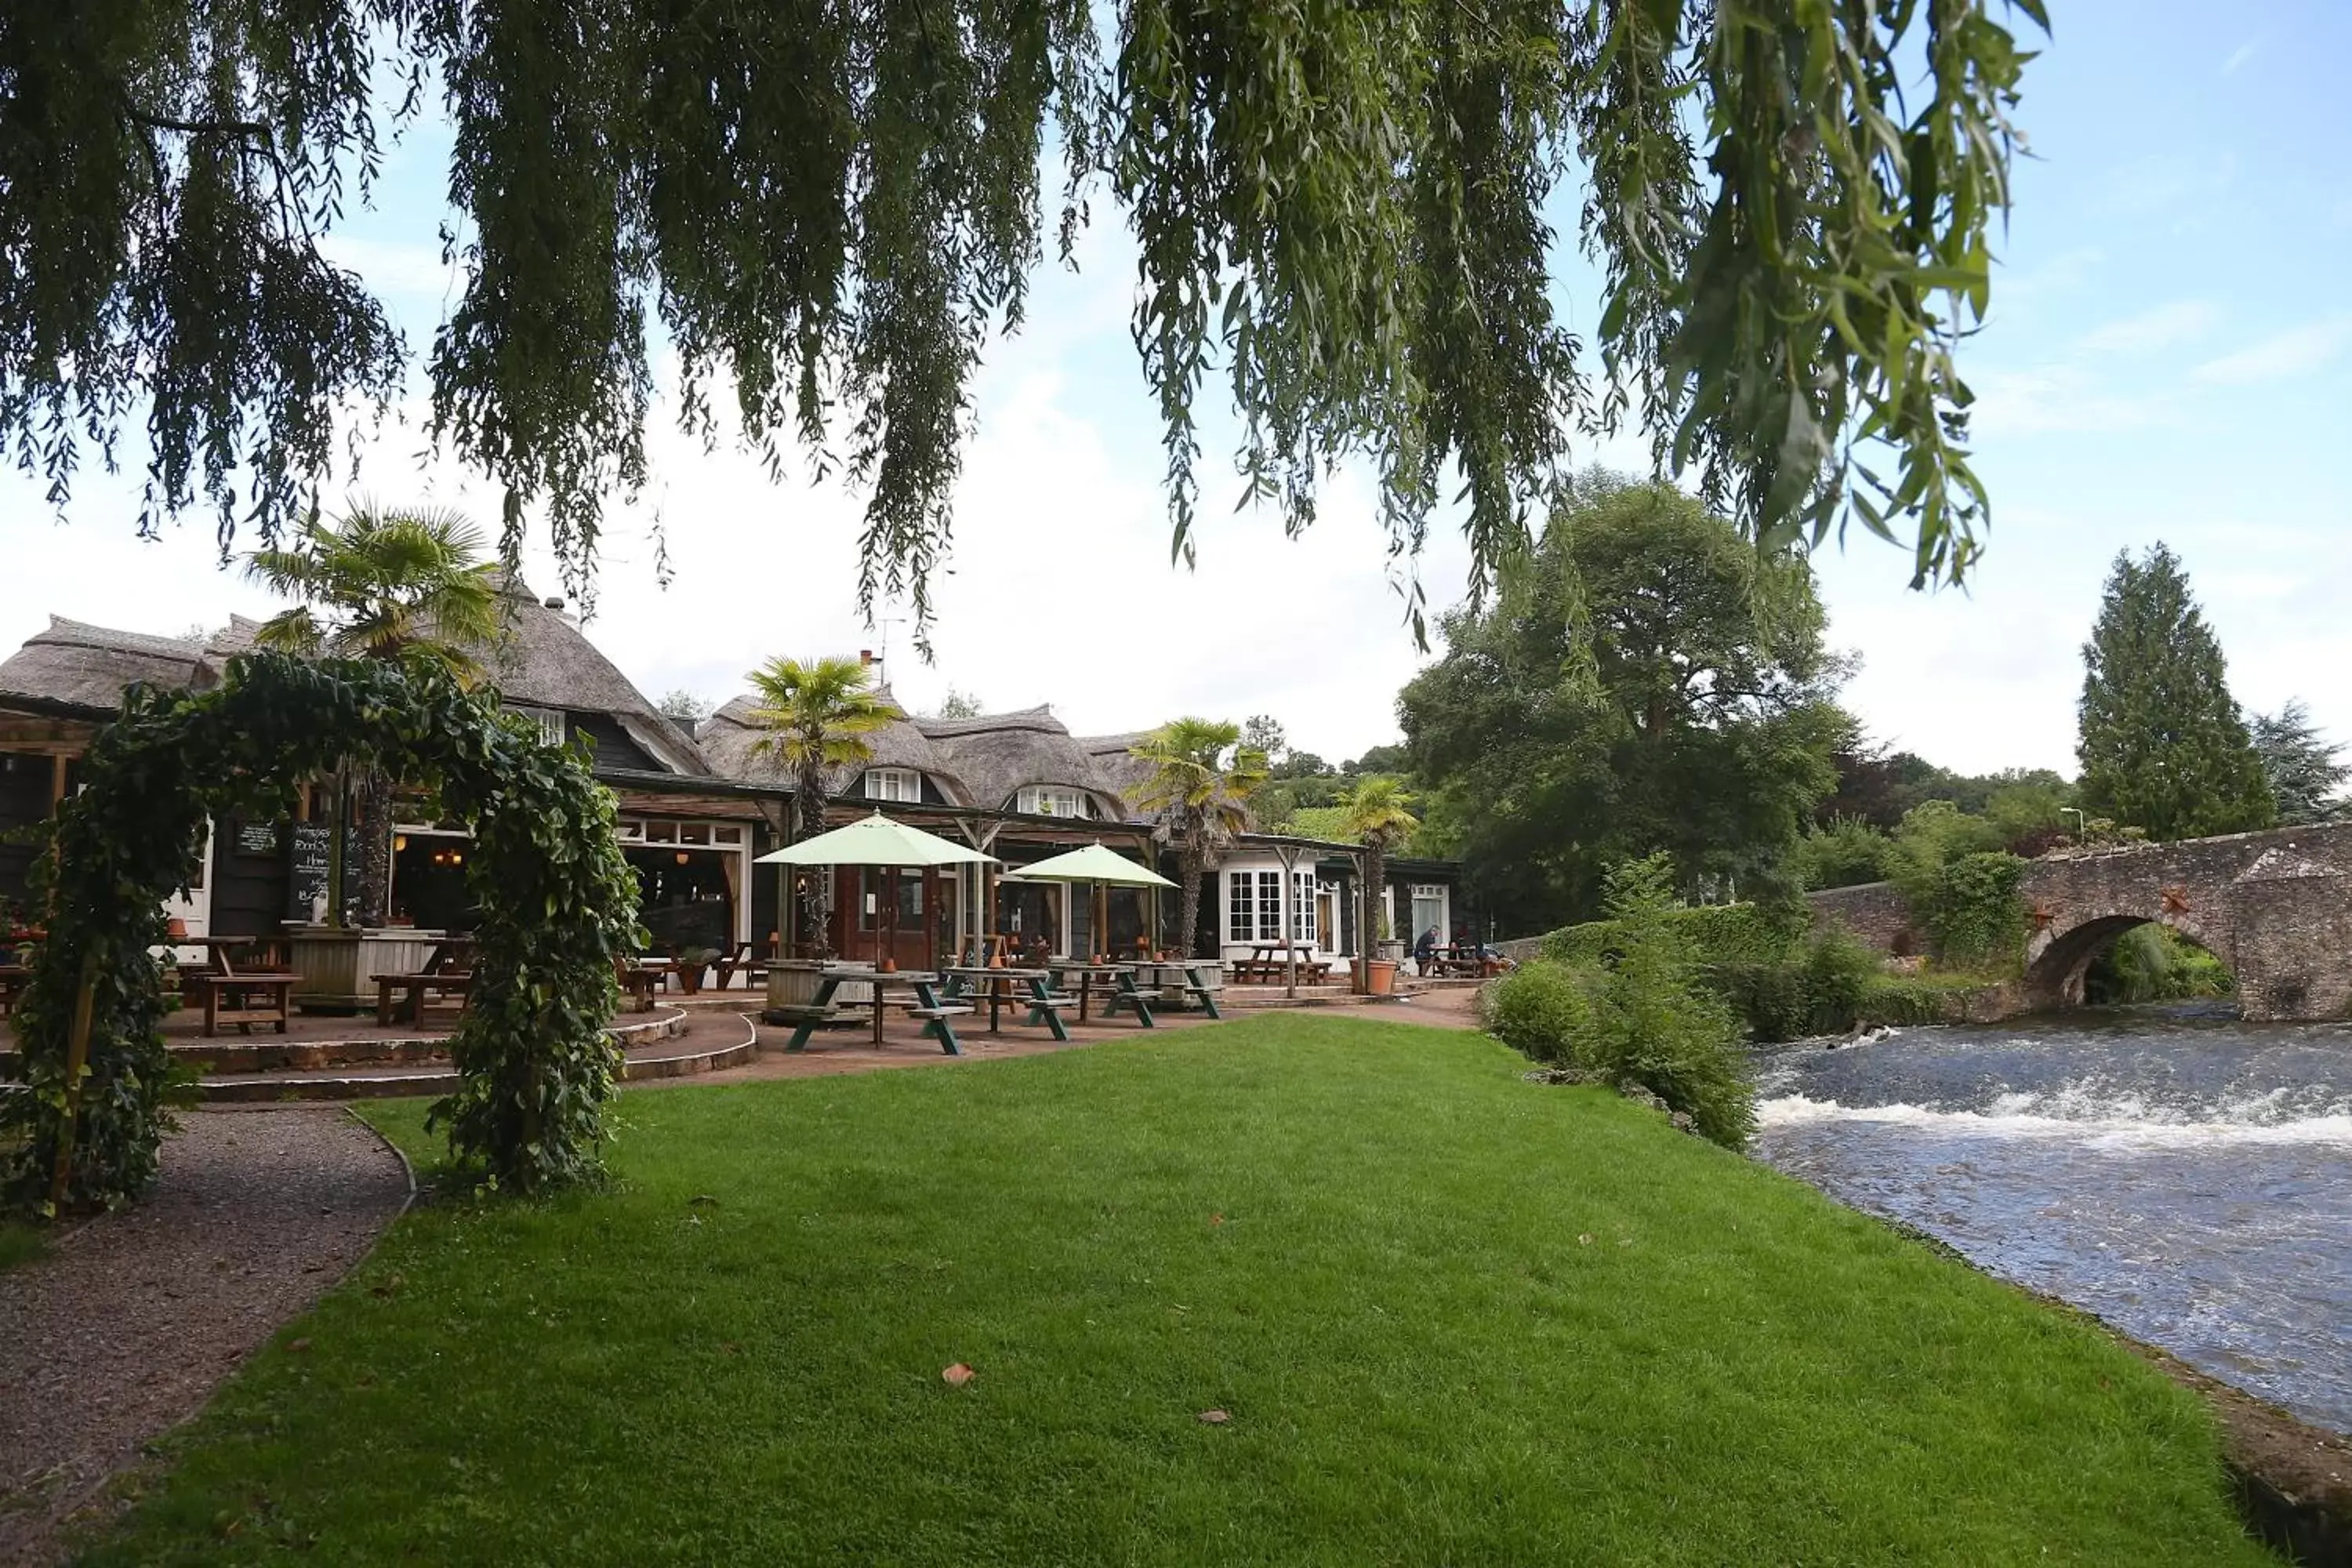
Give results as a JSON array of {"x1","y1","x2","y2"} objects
[{"x1": 1401, "y1": 476, "x2": 1844, "y2": 933}]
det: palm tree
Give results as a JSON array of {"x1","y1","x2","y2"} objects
[
  {"x1": 744, "y1": 655, "x2": 893, "y2": 959},
  {"x1": 1130, "y1": 719, "x2": 1269, "y2": 958},
  {"x1": 245, "y1": 504, "x2": 501, "y2": 674},
  {"x1": 244, "y1": 503, "x2": 502, "y2": 925},
  {"x1": 1339, "y1": 775, "x2": 1417, "y2": 947}
]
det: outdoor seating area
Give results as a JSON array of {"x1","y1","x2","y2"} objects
[
  {"x1": 1415, "y1": 943, "x2": 1511, "y2": 980},
  {"x1": 1232, "y1": 941, "x2": 1333, "y2": 985}
]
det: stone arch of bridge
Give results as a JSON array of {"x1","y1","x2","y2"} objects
[{"x1": 2021, "y1": 906, "x2": 2230, "y2": 1011}]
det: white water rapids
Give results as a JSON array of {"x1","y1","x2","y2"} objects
[{"x1": 1750, "y1": 1004, "x2": 2351, "y2": 1433}]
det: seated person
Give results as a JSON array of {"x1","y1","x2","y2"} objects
[{"x1": 1412, "y1": 926, "x2": 1439, "y2": 966}]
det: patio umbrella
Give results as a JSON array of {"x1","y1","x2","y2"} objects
[
  {"x1": 754, "y1": 812, "x2": 996, "y2": 964},
  {"x1": 1002, "y1": 844, "x2": 1174, "y2": 961}
]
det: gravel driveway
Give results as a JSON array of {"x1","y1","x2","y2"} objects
[{"x1": 0, "y1": 1107, "x2": 411, "y2": 1566}]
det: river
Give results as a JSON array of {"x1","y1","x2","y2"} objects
[{"x1": 1749, "y1": 1004, "x2": 2352, "y2": 1435}]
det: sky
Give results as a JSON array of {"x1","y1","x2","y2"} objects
[{"x1": 3, "y1": 1, "x2": 2347, "y2": 775}]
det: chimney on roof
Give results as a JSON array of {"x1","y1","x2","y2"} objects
[{"x1": 543, "y1": 596, "x2": 565, "y2": 612}]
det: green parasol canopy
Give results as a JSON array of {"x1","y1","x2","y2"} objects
[
  {"x1": 752, "y1": 811, "x2": 996, "y2": 867},
  {"x1": 1000, "y1": 843, "x2": 1175, "y2": 888}
]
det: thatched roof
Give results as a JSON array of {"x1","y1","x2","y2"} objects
[
  {"x1": 699, "y1": 686, "x2": 962, "y2": 801},
  {"x1": 0, "y1": 583, "x2": 710, "y2": 777},
  {"x1": 0, "y1": 617, "x2": 209, "y2": 711},
  {"x1": 474, "y1": 579, "x2": 707, "y2": 774},
  {"x1": 1074, "y1": 732, "x2": 1158, "y2": 816},
  {"x1": 918, "y1": 706, "x2": 1120, "y2": 815}
]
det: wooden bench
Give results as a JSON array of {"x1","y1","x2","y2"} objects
[
  {"x1": 190, "y1": 967, "x2": 296, "y2": 1036},
  {"x1": 1018, "y1": 991, "x2": 1076, "y2": 1042},
  {"x1": 376, "y1": 971, "x2": 472, "y2": 1028},
  {"x1": 615, "y1": 957, "x2": 663, "y2": 1012},
  {"x1": 711, "y1": 942, "x2": 761, "y2": 990},
  {"x1": 905, "y1": 1001, "x2": 976, "y2": 1053}
]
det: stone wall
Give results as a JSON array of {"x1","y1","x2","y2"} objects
[
  {"x1": 1805, "y1": 821, "x2": 2352, "y2": 1022},
  {"x1": 1803, "y1": 880, "x2": 1913, "y2": 953}
]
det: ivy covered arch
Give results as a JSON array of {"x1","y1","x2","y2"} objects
[{"x1": 2, "y1": 652, "x2": 641, "y2": 1215}]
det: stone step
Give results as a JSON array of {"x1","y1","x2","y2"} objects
[{"x1": 179, "y1": 1010, "x2": 710, "y2": 1104}]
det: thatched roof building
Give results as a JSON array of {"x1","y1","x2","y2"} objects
[
  {"x1": 0, "y1": 578, "x2": 710, "y2": 779},
  {"x1": 0, "y1": 618, "x2": 210, "y2": 712},
  {"x1": 696, "y1": 687, "x2": 964, "y2": 802},
  {"x1": 914, "y1": 706, "x2": 1125, "y2": 818}
]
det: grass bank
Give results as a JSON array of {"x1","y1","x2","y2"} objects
[{"x1": 86, "y1": 1017, "x2": 2269, "y2": 1565}]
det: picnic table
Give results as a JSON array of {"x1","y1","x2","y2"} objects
[
  {"x1": 375, "y1": 938, "x2": 475, "y2": 1027},
  {"x1": 1128, "y1": 960, "x2": 1225, "y2": 1019},
  {"x1": 1234, "y1": 943, "x2": 1331, "y2": 985},
  {"x1": 1044, "y1": 960, "x2": 1156, "y2": 1027},
  {"x1": 776, "y1": 967, "x2": 974, "y2": 1055},
  {"x1": 936, "y1": 966, "x2": 1073, "y2": 1041},
  {"x1": 186, "y1": 938, "x2": 296, "y2": 1036}
]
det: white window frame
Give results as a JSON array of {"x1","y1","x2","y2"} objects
[
  {"x1": 1228, "y1": 869, "x2": 1256, "y2": 942},
  {"x1": 865, "y1": 768, "x2": 922, "y2": 803},
  {"x1": 1410, "y1": 883, "x2": 1449, "y2": 946},
  {"x1": 507, "y1": 704, "x2": 566, "y2": 746},
  {"x1": 1016, "y1": 785, "x2": 1087, "y2": 818}
]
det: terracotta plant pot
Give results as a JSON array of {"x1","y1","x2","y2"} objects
[
  {"x1": 165, "y1": 916, "x2": 189, "y2": 941},
  {"x1": 880, "y1": 956, "x2": 898, "y2": 974}
]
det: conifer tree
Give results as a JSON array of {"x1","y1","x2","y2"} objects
[{"x1": 2077, "y1": 545, "x2": 2274, "y2": 840}]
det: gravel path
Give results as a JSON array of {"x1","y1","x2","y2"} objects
[{"x1": 0, "y1": 1107, "x2": 411, "y2": 1566}]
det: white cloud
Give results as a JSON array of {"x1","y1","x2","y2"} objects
[
  {"x1": 2076, "y1": 299, "x2": 2217, "y2": 354},
  {"x1": 1967, "y1": 363, "x2": 2176, "y2": 437},
  {"x1": 2222, "y1": 37, "x2": 2262, "y2": 75},
  {"x1": 2193, "y1": 317, "x2": 2352, "y2": 385}
]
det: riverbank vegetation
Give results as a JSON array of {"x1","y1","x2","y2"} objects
[
  {"x1": 82, "y1": 1020, "x2": 2270, "y2": 1566},
  {"x1": 2085, "y1": 924, "x2": 2235, "y2": 1005}
]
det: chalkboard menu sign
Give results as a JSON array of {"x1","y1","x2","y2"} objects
[
  {"x1": 235, "y1": 820, "x2": 281, "y2": 856},
  {"x1": 284, "y1": 822, "x2": 364, "y2": 924}
]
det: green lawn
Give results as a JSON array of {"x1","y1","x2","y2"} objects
[{"x1": 86, "y1": 1017, "x2": 2270, "y2": 1565}]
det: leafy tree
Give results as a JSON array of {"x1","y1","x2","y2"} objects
[
  {"x1": 1129, "y1": 719, "x2": 1267, "y2": 957},
  {"x1": 1793, "y1": 817, "x2": 1894, "y2": 891},
  {"x1": 1401, "y1": 475, "x2": 1846, "y2": 932},
  {"x1": 1338, "y1": 776, "x2": 1418, "y2": 941},
  {"x1": 658, "y1": 690, "x2": 713, "y2": 726},
  {"x1": 2077, "y1": 544, "x2": 2274, "y2": 840},
  {"x1": 2250, "y1": 700, "x2": 2347, "y2": 825},
  {"x1": 3, "y1": 2, "x2": 2040, "y2": 626},
  {"x1": 931, "y1": 688, "x2": 986, "y2": 720},
  {"x1": 1240, "y1": 716, "x2": 1289, "y2": 768},
  {"x1": 744, "y1": 655, "x2": 893, "y2": 958},
  {"x1": 244, "y1": 503, "x2": 501, "y2": 923}
]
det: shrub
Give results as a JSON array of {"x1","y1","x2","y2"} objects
[
  {"x1": 2085, "y1": 924, "x2": 2234, "y2": 1004},
  {"x1": 1793, "y1": 816, "x2": 1894, "y2": 891},
  {"x1": 1501, "y1": 857, "x2": 1758, "y2": 1150},
  {"x1": 1478, "y1": 960, "x2": 1591, "y2": 1063}
]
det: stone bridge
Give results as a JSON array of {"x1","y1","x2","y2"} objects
[{"x1": 1807, "y1": 822, "x2": 2352, "y2": 1021}]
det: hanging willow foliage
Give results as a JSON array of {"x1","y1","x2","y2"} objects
[{"x1": 0, "y1": 0, "x2": 2040, "y2": 630}]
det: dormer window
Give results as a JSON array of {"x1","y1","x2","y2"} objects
[
  {"x1": 864, "y1": 768, "x2": 921, "y2": 803},
  {"x1": 506, "y1": 705, "x2": 565, "y2": 746},
  {"x1": 1016, "y1": 786, "x2": 1087, "y2": 818}
]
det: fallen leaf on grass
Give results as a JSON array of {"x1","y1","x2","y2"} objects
[
  {"x1": 942, "y1": 1363, "x2": 976, "y2": 1387},
  {"x1": 1577, "y1": 1233, "x2": 1593, "y2": 1246},
  {"x1": 1197, "y1": 1409, "x2": 1232, "y2": 1425},
  {"x1": 370, "y1": 1273, "x2": 404, "y2": 1298},
  {"x1": 288, "y1": 1338, "x2": 311, "y2": 1353},
  {"x1": 1210, "y1": 1213, "x2": 1225, "y2": 1226}
]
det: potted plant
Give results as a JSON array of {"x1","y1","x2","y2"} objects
[{"x1": 674, "y1": 946, "x2": 719, "y2": 995}]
